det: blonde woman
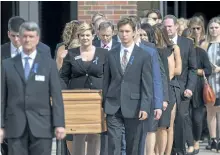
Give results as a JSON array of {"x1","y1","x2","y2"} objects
[
  {"x1": 55, "y1": 20, "x2": 80, "y2": 70},
  {"x1": 60, "y1": 22, "x2": 108, "y2": 155},
  {"x1": 201, "y1": 17, "x2": 220, "y2": 152},
  {"x1": 177, "y1": 18, "x2": 188, "y2": 36},
  {"x1": 188, "y1": 16, "x2": 206, "y2": 46}
]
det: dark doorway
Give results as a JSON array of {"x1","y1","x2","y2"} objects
[
  {"x1": 39, "y1": 1, "x2": 77, "y2": 58},
  {"x1": 1, "y1": 1, "x2": 19, "y2": 44},
  {"x1": 186, "y1": 1, "x2": 220, "y2": 28}
]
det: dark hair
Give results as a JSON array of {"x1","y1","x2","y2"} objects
[
  {"x1": 153, "y1": 23, "x2": 173, "y2": 48},
  {"x1": 146, "y1": 9, "x2": 162, "y2": 19},
  {"x1": 128, "y1": 15, "x2": 141, "y2": 30},
  {"x1": 141, "y1": 23, "x2": 155, "y2": 44},
  {"x1": 117, "y1": 17, "x2": 136, "y2": 32},
  {"x1": 8, "y1": 16, "x2": 25, "y2": 32},
  {"x1": 163, "y1": 15, "x2": 178, "y2": 25}
]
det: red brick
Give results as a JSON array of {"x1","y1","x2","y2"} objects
[
  {"x1": 91, "y1": 6, "x2": 106, "y2": 10},
  {"x1": 107, "y1": 15, "x2": 121, "y2": 20},
  {"x1": 78, "y1": 11, "x2": 85, "y2": 16},
  {"x1": 85, "y1": 1, "x2": 98, "y2": 5},
  {"x1": 114, "y1": 10, "x2": 127, "y2": 14},
  {"x1": 98, "y1": 1, "x2": 114, "y2": 5},
  {"x1": 78, "y1": 1, "x2": 84, "y2": 5},
  {"x1": 78, "y1": 15, "x2": 92, "y2": 20},
  {"x1": 127, "y1": 10, "x2": 137, "y2": 15},
  {"x1": 114, "y1": 1, "x2": 128, "y2": 5},
  {"x1": 86, "y1": 11, "x2": 99, "y2": 15},
  {"x1": 121, "y1": 6, "x2": 137, "y2": 10},
  {"x1": 106, "y1": 5, "x2": 121, "y2": 10},
  {"x1": 99, "y1": 11, "x2": 113, "y2": 15},
  {"x1": 78, "y1": 5, "x2": 91, "y2": 10},
  {"x1": 128, "y1": 1, "x2": 137, "y2": 5}
]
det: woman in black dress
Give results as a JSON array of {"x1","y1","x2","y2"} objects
[
  {"x1": 153, "y1": 23, "x2": 182, "y2": 155},
  {"x1": 182, "y1": 28, "x2": 212, "y2": 154},
  {"x1": 60, "y1": 22, "x2": 108, "y2": 155}
]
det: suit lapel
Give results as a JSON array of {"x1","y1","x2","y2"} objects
[
  {"x1": 177, "y1": 36, "x2": 184, "y2": 59},
  {"x1": 113, "y1": 45, "x2": 123, "y2": 76},
  {"x1": 13, "y1": 54, "x2": 26, "y2": 83},
  {"x1": 124, "y1": 45, "x2": 139, "y2": 75}
]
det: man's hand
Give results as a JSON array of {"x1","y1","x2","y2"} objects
[
  {"x1": 163, "y1": 101, "x2": 168, "y2": 111},
  {"x1": 184, "y1": 89, "x2": 193, "y2": 98},
  {"x1": 0, "y1": 128, "x2": 4, "y2": 144},
  {"x1": 55, "y1": 127, "x2": 66, "y2": 140},
  {"x1": 139, "y1": 111, "x2": 148, "y2": 120},
  {"x1": 154, "y1": 109, "x2": 162, "y2": 120}
]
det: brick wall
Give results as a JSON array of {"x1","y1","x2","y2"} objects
[{"x1": 78, "y1": 1, "x2": 137, "y2": 25}]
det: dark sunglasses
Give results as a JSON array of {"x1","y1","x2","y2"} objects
[
  {"x1": 192, "y1": 27, "x2": 201, "y2": 30},
  {"x1": 140, "y1": 34, "x2": 147, "y2": 37}
]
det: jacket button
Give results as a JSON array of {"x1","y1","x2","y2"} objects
[
  {"x1": 86, "y1": 74, "x2": 88, "y2": 76},
  {"x1": 90, "y1": 83, "x2": 93, "y2": 85}
]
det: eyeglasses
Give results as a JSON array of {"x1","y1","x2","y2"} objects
[
  {"x1": 192, "y1": 27, "x2": 201, "y2": 31},
  {"x1": 140, "y1": 34, "x2": 147, "y2": 37}
]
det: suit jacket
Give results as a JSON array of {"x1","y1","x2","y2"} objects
[
  {"x1": 1, "y1": 42, "x2": 51, "y2": 61},
  {"x1": 103, "y1": 44, "x2": 153, "y2": 118},
  {"x1": 139, "y1": 43, "x2": 163, "y2": 109},
  {"x1": 60, "y1": 47, "x2": 108, "y2": 89},
  {"x1": 141, "y1": 40, "x2": 169, "y2": 103},
  {"x1": 93, "y1": 39, "x2": 120, "y2": 50},
  {"x1": 112, "y1": 35, "x2": 120, "y2": 42},
  {"x1": 177, "y1": 36, "x2": 197, "y2": 97},
  {"x1": 1, "y1": 51, "x2": 65, "y2": 138}
]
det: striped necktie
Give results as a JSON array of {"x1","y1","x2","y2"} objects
[{"x1": 121, "y1": 49, "x2": 128, "y2": 73}]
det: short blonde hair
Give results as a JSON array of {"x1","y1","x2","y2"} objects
[{"x1": 77, "y1": 22, "x2": 95, "y2": 36}]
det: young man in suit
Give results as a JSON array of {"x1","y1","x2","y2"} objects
[
  {"x1": 103, "y1": 17, "x2": 153, "y2": 155},
  {"x1": 93, "y1": 21, "x2": 120, "y2": 51},
  {"x1": 163, "y1": 15, "x2": 197, "y2": 155},
  {"x1": 1, "y1": 16, "x2": 51, "y2": 61},
  {"x1": 0, "y1": 21, "x2": 65, "y2": 155}
]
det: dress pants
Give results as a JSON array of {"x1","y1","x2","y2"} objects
[
  {"x1": 107, "y1": 109, "x2": 143, "y2": 155},
  {"x1": 100, "y1": 128, "x2": 126, "y2": 155},
  {"x1": 172, "y1": 99, "x2": 193, "y2": 155},
  {"x1": 7, "y1": 124, "x2": 52, "y2": 155}
]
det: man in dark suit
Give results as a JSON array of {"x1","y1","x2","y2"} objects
[
  {"x1": 93, "y1": 21, "x2": 120, "y2": 51},
  {"x1": 1, "y1": 16, "x2": 51, "y2": 61},
  {"x1": 93, "y1": 21, "x2": 120, "y2": 155},
  {"x1": 163, "y1": 15, "x2": 197, "y2": 155},
  {"x1": 0, "y1": 21, "x2": 65, "y2": 155},
  {"x1": 103, "y1": 17, "x2": 153, "y2": 155}
]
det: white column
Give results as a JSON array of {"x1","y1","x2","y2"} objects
[{"x1": 19, "y1": 1, "x2": 39, "y2": 24}]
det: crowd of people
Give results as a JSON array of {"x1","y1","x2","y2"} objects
[{"x1": 1, "y1": 8, "x2": 220, "y2": 155}]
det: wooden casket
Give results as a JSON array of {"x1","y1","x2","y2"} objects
[{"x1": 62, "y1": 89, "x2": 106, "y2": 134}]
